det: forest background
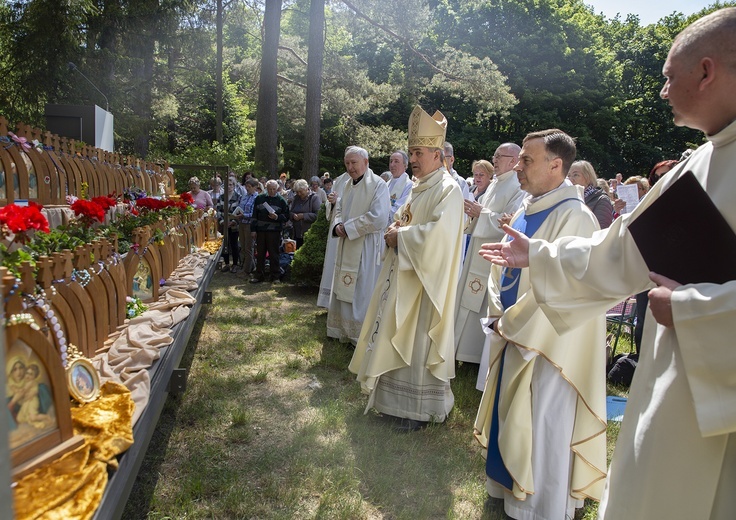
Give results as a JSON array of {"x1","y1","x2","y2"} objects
[{"x1": 2, "y1": 0, "x2": 734, "y2": 189}]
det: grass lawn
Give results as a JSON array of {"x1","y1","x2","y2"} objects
[{"x1": 124, "y1": 271, "x2": 631, "y2": 520}]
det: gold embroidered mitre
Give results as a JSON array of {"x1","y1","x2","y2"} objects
[{"x1": 408, "y1": 105, "x2": 447, "y2": 149}]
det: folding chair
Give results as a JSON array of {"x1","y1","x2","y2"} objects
[{"x1": 606, "y1": 297, "x2": 637, "y2": 359}]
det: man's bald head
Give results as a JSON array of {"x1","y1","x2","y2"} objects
[
  {"x1": 661, "y1": 8, "x2": 736, "y2": 135},
  {"x1": 671, "y1": 7, "x2": 736, "y2": 72}
]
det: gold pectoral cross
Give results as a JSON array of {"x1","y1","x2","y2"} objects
[{"x1": 399, "y1": 203, "x2": 412, "y2": 226}]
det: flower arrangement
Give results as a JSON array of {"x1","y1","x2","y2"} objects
[
  {"x1": 0, "y1": 202, "x2": 50, "y2": 275},
  {"x1": 126, "y1": 296, "x2": 148, "y2": 318},
  {"x1": 0, "y1": 202, "x2": 50, "y2": 239},
  {"x1": 1, "y1": 175, "x2": 200, "y2": 269},
  {"x1": 123, "y1": 186, "x2": 147, "y2": 202},
  {"x1": 11, "y1": 193, "x2": 117, "y2": 263},
  {"x1": 135, "y1": 197, "x2": 188, "y2": 213},
  {"x1": 71, "y1": 199, "x2": 106, "y2": 225},
  {"x1": 104, "y1": 194, "x2": 192, "y2": 254},
  {"x1": 91, "y1": 196, "x2": 117, "y2": 212}
]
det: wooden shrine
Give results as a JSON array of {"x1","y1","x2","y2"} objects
[{"x1": 0, "y1": 113, "x2": 221, "y2": 493}]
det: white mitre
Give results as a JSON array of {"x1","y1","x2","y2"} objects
[{"x1": 407, "y1": 105, "x2": 447, "y2": 149}]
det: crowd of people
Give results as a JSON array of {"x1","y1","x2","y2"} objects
[
  {"x1": 186, "y1": 169, "x2": 335, "y2": 279},
  {"x1": 193, "y1": 8, "x2": 736, "y2": 520}
]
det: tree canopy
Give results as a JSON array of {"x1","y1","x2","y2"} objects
[{"x1": 1, "y1": 0, "x2": 732, "y2": 180}]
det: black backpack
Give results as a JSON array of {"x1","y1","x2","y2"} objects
[{"x1": 607, "y1": 353, "x2": 639, "y2": 387}]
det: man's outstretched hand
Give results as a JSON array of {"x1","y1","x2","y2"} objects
[{"x1": 479, "y1": 225, "x2": 530, "y2": 268}]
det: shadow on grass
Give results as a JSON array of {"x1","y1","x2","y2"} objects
[
  {"x1": 123, "y1": 273, "x2": 509, "y2": 518},
  {"x1": 122, "y1": 305, "x2": 210, "y2": 519},
  {"x1": 300, "y1": 337, "x2": 489, "y2": 519}
]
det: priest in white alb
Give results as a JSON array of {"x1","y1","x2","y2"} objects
[
  {"x1": 326, "y1": 146, "x2": 390, "y2": 344},
  {"x1": 317, "y1": 171, "x2": 350, "y2": 308},
  {"x1": 474, "y1": 129, "x2": 606, "y2": 520},
  {"x1": 453, "y1": 144, "x2": 524, "y2": 374}
]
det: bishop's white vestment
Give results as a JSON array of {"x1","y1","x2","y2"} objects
[{"x1": 349, "y1": 167, "x2": 464, "y2": 422}]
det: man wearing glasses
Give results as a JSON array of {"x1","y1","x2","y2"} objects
[
  {"x1": 455, "y1": 142, "x2": 524, "y2": 380},
  {"x1": 492, "y1": 145, "x2": 521, "y2": 180}
]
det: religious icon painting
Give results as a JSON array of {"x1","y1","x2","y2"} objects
[
  {"x1": 19, "y1": 150, "x2": 38, "y2": 200},
  {"x1": 206, "y1": 216, "x2": 217, "y2": 240},
  {"x1": 6, "y1": 340, "x2": 59, "y2": 452},
  {"x1": 66, "y1": 357, "x2": 100, "y2": 404},
  {"x1": 163, "y1": 169, "x2": 175, "y2": 196},
  {"x1": 5, "y1": 318, "x2": 83, "y2": 476},
  {"x1": 132, "y1": 258, "x2": 153, "y2": 301},
  {"x1": 0, "y1": 146, "x2": 18, "y2": 202}
]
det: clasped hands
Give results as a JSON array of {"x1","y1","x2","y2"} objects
[
  {"x1": 334, "y1": 222, "x2": 348, "y2": 238},
  {"x1": 464, "y1": 200, "x2": 482, "y2": 219},
  {"x1": 479, "y1": 224, "x2": 681, "y2": 328},
  {"x1": 384, "y1": 222, "x2": 400, "y2": 248}
]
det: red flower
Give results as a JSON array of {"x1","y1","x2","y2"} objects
[
  {"x1": 180, "y1": 192, "x2": 194, "y2": 205},
  {"x1": 71, "y1": 199, "x2": 106, "y2": 223},
  {"x1": 0, "y1": 203, "x2": 50, "y2": 234},
  {"x1": 136, "y1": 197, "x2": 167, "y2": 211},
  {"x1": 26, "y1": 202, "x2": 50, "y2": 233},
  {"x1": 92, "y1": 196, "x2": 117, "y2": 212}
]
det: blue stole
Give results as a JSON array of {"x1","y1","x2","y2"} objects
[
  {"x1": 486, "y1": 197, "x2": 581, "y2": 490},
  {"x1": 499, "y1": 198, "x2": 581, "y2": 309}
]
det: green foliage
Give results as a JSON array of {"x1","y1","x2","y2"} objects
[
  {"x1": 0, "y1": 0, "x2": 95, "y2": 125},
  {"x1": 291, "y1": 204, "x2": 329, "y2": 286},
  {"x1": 427, "y1": 46, "x2": 517, "y2": 122},
  {"x1": 2, "y1": 0, "x2": 734, "y2": 179},
  {"x1": 158, "y1": 139, "x2": 255, "y2": 194},
  {"x1": 126, "y1": 296, "x2": 148, "y2": 319},
  {"x1": 24, "y1": 224, "x2": 96, "y2": 259},
  {"x1": 0, "y1": 244, "x2": 34, "y2": 278}
]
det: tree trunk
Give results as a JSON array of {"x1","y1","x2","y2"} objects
[
  {"x1": 132, "y1": 32, "x2": 155, "y2": 159},
  {"x1": 301, "y1": 0, "x2": 325, "y2": 180},
  {"x1": 254, "y1": 0, "x2": 282, "y2": 178},
  {"x1": 216, "y1": 0, "x2": 223, "y2": 143}
]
